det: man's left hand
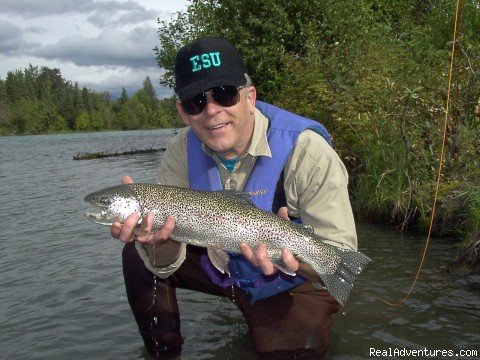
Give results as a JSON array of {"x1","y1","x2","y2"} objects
[{"x1": 239, "y1": 207, "x2": 300, "y2": 276}]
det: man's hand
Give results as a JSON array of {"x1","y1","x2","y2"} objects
[
  {"x1": 109, "y1": 176, "x2": 176, "y2": 246},
  {"x1": 239, "y1": 206, "x2": 300, "y2": 276}
]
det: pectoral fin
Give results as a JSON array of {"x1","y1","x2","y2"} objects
[
  {"x1": 207, "y1": 245, "x2": 231, "y2": 276},
  {"x1": 273, "y1": 260, "x2": 297, "y2": 276},
  {"x1": 312, "y1": 282, "x2": 326, "y2": 290}
]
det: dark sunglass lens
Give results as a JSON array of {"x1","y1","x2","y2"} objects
[
  {"x1": 211, "y1": 86, "x2": 240, "y2": 107},
  {"x1": 182, "y1": 92, "x2": 206, "y2": 115}
]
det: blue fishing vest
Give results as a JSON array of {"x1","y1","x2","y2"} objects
[{"x1": 187, "y1": 101, "x2": 332, "y2": 303}]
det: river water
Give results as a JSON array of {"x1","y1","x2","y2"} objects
[{"x1": 0, "y1": 130, "x2": 478, "y2": 360}]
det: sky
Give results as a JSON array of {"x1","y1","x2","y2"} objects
[{"x1": 0, "y1": 0, "x2": 191, "y2": 98}]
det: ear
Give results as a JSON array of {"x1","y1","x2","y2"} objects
[
  {"x1": 176, "y1": 101, "x2": 190, "y2": 126},
  {"x1": 246, "y1": 86, "x2": 257, "y2": 114}
]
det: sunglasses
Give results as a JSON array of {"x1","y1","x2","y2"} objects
[{"x1": 180, "y1": 85, "x2": 246, "y2": 115}]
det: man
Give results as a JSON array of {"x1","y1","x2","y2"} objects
[{"x1": 111, "y1": 37, "x2": 357, "y2": 359}]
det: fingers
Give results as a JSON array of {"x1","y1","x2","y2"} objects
[
  {"x1": 111, "y1": 176, "x2": 175, "y2": 245},
  {"x1": 133, "y1": 212, "x2": 154, "y2": 243},
  {"x1": 281, "y1": 248, "x2": 299, "y2": 272},
  {"x1": 122, "y1": 175, "x2": 134, "y2": 185},
  {"x1": 110, "y1": 221, "x2": 123, "y2": 239},
  {"x1": 111, "y1": 212, "x2": 140, "y2": 243},
  {"x1": 151, "y1": 216, "x2": 175, "y2": 242},
  {"x1": 240, "y1": 242, "x2": 299, "y2": 276},
  {"x1": 277, "y1": 206, "x2": 289, "y2": 220},
  {"x1": 110, "y1": 210, "x2": 175, "y2": 246},
  {"x1": 240, "y1": 242, "x2": 275, "y2": 276},
  {"x1": 256, "y1": 243, "x2": 276, "y2": 275},
  {"x1": 239, "y1": 242, "x2": 256, "y2": 265}
]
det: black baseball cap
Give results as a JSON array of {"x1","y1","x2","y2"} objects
[{"x1": 174, "y1": 37, "x2": 248, "y2": 100}]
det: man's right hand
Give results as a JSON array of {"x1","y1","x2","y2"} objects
[{"x1": 110, "y1": 176, "x2": 176, "y2": 246}]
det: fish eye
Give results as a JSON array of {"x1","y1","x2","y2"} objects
[{"x1": 100, "y1": 196, "x2": 111, "y2": 206}]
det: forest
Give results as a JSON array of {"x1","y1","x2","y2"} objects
[
  {"x1": 0, "y1": 66, "x2": 183, "y2": 135},
  {"x1": 155, "y1": 0, "x2": 479, "y2": 263}
]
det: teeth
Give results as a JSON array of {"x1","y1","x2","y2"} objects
[{"x1": 209, "y1": 124, "x2": 225, "y2": 130}]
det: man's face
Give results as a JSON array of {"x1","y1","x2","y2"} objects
[{"x1": 177, "y1": 86, "x2": 257, "y2": 159}]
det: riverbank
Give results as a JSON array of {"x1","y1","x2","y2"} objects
[{"x1": 350, "y1": 173, "x2": 480, "y2": 275}]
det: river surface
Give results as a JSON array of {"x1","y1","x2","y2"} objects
[{"x1": 0, "y1": 130, "x2": 478, "y2": 360}]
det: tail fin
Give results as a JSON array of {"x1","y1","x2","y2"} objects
[{"x1": 320, "y1": 248, "x2": 371, "y2": 306}]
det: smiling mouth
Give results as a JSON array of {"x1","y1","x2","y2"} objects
[{"x1": 208, "y1": 124, "x2": 228, "y2": 130}]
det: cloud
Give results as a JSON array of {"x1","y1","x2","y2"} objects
[
  {"x1": 31, "y1": 26, "x2": 158, "y2": 68},
  {"x1": 86, "y1": 4, "x2": 160, "y2": 27},
  {"x1": 0, "y1": 0, "x2": 170, "y2": 28},
  {"x1": 0, "y1": 0, "x2": 151, "y2": 19},
  {"x1": 25, "y1": 26, "x2": 47, "y2": 36},
  {"x1": 0, "y1": 19, "x2": 36, "y2": 54}
]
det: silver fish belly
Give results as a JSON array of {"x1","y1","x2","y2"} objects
[{"x1": 84, "y1": 183, "x2": 371, "y2": 305}]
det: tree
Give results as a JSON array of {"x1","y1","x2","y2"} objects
[
  {"x1": 0, "y1": 78, "x2": 6, "y2": 102},
  {"x1": 142, "y1": 76, "x2": 157, "y2": 111},
  {"x1": 118, "y1": 88, "x2": 129, "y2": 106},
  {"x1": 75, "y1": 112, "x2": 90, "y2": 131}
]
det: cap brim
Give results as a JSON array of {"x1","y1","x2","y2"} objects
[{"x1": 176, "y1": 74, "x2": 247, "y2": 100}]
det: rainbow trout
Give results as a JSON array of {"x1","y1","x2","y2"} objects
[{"x1": 84, "y1": 183, "x2": 371, "y2": 305}]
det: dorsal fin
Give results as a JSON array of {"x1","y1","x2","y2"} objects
[
  {"x1": 291, "y1": 221, "x2": 315, "y2": 234},
  {"x1": 218, "y1": 190, "x2": 255, "y2": 207},
  {"x1": 302, "y1": 224, "x2": 315, "y2": 234}
]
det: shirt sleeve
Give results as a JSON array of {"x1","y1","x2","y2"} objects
[
  {"x1": 137, "y1": 127, "x2": 190, "y2": 278},
  {"x1": 157, "y1": 127, "x2": 189, "y2": 188},
  {"x1": 135, "y1": 242, "x2": 187, "y2": 279},
  {"x1": 284, "y1": 130, "x2": 358, "y2": 250}
]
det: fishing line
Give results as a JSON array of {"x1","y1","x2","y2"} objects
[{"x1": 359, "y1": 0, "x2": 462, "y2": 307}]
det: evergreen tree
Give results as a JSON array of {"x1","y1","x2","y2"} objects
[
  {"x1": 118, "y1": 88, "x2": 129, "y2": 105},
  {"x1": 142, "y1": 76, "x2": 157, "y2": 111},
  {"x1": 60, "y1": 86, "x2": 76, "y2": 129},
  {"x1": 37, "y1": 67, "x2": 53, "y2": 103},
  {"x1": 82, "y1": 87, "x2": 91, "y2": 111},
  {"x1": 0, "y1": 79, "x2": 6, "y2": 102},
  {"x1": 5, "y1": 71, "x2": 22, "y2": 103}
]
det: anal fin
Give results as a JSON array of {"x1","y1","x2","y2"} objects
[{"x1": 207, "y1": 245, "x2": 231, "y2": 276}]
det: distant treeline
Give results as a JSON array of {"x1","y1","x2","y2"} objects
[{"x1": 0, "y1": 65, "x2": 183, "y2": 135}]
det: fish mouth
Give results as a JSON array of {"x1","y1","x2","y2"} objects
[
  {"x1": 84, "y1": 205, "x2": 123, "y2": 226},
  {"x1": 84, "y1": 210, "x2": 121, "y2": 225}
]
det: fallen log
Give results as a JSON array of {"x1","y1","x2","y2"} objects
[{"x1": 73, "y1": 146, "x2": 165, "y2": 160}]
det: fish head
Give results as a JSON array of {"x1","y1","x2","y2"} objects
[{"x1": 84, "y1": 184, "x2": 142, "y2": 226}]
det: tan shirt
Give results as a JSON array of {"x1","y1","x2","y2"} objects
[{"x1": 137, "y1": 108, "x2": 357, "y2": 278}]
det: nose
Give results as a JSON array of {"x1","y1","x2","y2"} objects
[{"x1": 203, "y1": 93, "x2": 223, "y2": 116}]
